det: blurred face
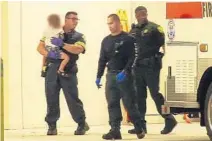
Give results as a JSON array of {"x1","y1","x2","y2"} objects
[
  {"x1": 65, "y1": 14, "x2": 79, "y2": 30},
  {"x1": 135, "y1": 10, "x2": 148, "y2": 24},
  {"x1": 48, "y1": 15, "x2": 61, "y2": 29},
  {"x1": 107, "y1": 17, "x2": 121, "y2": 34}
]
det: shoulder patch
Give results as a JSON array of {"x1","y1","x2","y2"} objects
[
  {"x1": 157, "y1": 26, "x2": 164, "y2": 33},
  {"x1": 40, "y1": 36, "x2": 46, "y2": 42}
]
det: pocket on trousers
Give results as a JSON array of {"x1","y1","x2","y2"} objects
[{"x1": 46, "y1": 63, "x2": 58, "y2": 82}]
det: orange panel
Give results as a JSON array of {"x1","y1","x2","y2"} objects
[{"x1": 166, "y1": 2, "x2": 203, "y2": 19}]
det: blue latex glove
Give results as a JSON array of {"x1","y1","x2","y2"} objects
[
  {"x1": 47, "y1": 50, "x2": 61, "y2": 59},
  {"x1": 95, "y1": 78, "x2": 102, "y2": 89},
  {"x1": 116, "y1": 71, "x2": 127, "y2": 82},
  {"x1": 51, "y1": 37, "x2": 64, "y2": 47}
]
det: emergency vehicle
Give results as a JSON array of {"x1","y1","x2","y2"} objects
[{"x1": 162, "y1": 2, "x2": 212, "y2": 140}]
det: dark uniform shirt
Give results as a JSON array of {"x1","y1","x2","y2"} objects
[
  {"x1": 41, "y1": 29, "x2": 86, "y2": 69},
  {"x1": 97, "y1": 31, "x2": 135, "y2": 78},
  {"x1": 130, "y1": 21, "x2": 165, "y2": 61},
  {"x1": 61, "y1": 30, "x2": 86, "y2": 68}
]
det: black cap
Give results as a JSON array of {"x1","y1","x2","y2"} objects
[{"x1": 135, "y1": 6, "x2": 147, "y2": 13}]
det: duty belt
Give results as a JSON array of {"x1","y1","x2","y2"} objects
[
  {"x1": 137, "y1": 53, "x2": 164, "y2": 66},
  {"x1": 137, "y1": 56, "x2": 155, "y2": 66},
  {"x1": 107, "y1": 69, "x2": 122, "y2": 73}
]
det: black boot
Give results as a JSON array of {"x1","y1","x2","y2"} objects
[
  {"x1": 133, "y1": 121, "x2": 146, "y2": 139},
  {"x1": 161, "y1": 115, "x2": 177, "y2": 134},
  {"x1": 128, "y1": 128, "x2": 147, "y2": 134},
  {"x1": 47, "y1": 124, "x2": 57, "y2": 135},
  {"x1": 102, "y1": 129, "x2": 122, "y2": 140},
  {"x1": 128, "y1": 121, "x2": 147, "y2": 134},
  {"x1": 74, "y1": 121, "x2": 90, "y2": 135},
  {"x1": 136, "y1": 130, "x2": 145, "y2": 139}
]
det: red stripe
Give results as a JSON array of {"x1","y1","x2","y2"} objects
[{"x1": 166, "y1": 2, "x2": 203, "y2": 19}]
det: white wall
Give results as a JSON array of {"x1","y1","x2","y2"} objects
[{"x1": 6, "y1": 2, "x2": 22, "y2": 129}]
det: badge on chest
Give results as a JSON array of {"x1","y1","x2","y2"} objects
[
  {"x1": 114, "y1": 41, "x2": 124, "y2": 53},
  {"x1": 141, "y1": 29, "x2": 149, "y2": 36}
]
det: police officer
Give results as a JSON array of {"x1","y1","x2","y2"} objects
[
  {"x1": 128, "y1": 6, "x2": 177, "y2": 134},
  {"x1": 37, "y1": 11, "x2": 89, "y2": 136},
  {"x1": 95, "y1": 14, "x2": 145, "y2": 140}
]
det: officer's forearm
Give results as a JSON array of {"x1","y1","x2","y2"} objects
[
  {"x1": 42, "y1": 56, "x2": 48, "y2": 66},
  {"x1": 124, "y1": 57, "x2": 134, "y2": 73},
  {"x1": 37, "y1": 41, "x2": 48, "y2": 57},
  {"x1": 97, "y1": 59, "x2": 107, "y2": 79},
  {"x1": 63, "y1": 44, "x2": 84, "y2": 54},
  {"x1": 97, "y1": 65, "x2": 106, "y2": 79}
]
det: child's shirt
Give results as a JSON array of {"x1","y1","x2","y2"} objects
[{"x1": 40, "y1": 26, "x2": 64, "y2": 51}]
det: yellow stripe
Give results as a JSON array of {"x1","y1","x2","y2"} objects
[
  {"x1": 1, "y1": 1, "x2": 9, "y2": 133},
  {"x1": 75, "y1": 41, "x2": 86, "y2": 49},
  {"x1": 40, "y1": 36, "x2": 46, "y2": 42},
  {"x1": 157, "y1": 26, "x2": 164, "y2": 33}
]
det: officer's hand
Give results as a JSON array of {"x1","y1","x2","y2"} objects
[
  {"x1": 51, "y1": 37, "x2": 64, "y2": 47},
  {"x1": 95, "y1": 78, "x2": 102, "y2": 89},
  {"x1": 116, "y1": 71, "x2": 126, "y2": 83},
  {"x1": 47, "y1": 50, "x2": 61, "y2": 59}
]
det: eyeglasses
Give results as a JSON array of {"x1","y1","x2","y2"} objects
[{"x1": 66, "y1": 17, "x2": 80, "y2": 21}]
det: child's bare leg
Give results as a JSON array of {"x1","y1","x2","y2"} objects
[
  {"x1": 183, "y1": 113, "x2": 191, "y2": 124},
  {"x1": 58, "y1": 52, "x2": 69, "y2": 72}
]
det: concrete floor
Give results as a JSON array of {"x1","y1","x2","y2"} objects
[{"x1": 4, "y1": 123, "x2": 211, "y2": 141}]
